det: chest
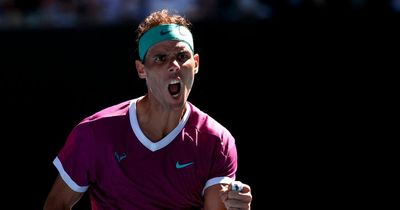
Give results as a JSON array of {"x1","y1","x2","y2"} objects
[{"x1": 91, "y1": 132, "x2": 213, "y2": 208}]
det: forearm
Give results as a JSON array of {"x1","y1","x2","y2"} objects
[{"x1": 43, "y1": 199, "x2": 72, "y2": 210}]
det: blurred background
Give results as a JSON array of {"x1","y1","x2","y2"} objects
[
  {"x1": 1, "y1": 0, "x2": 399, "y2": 28},
  {"x1": 0, "y1": 0, "x2": 396, "y2": 209}
]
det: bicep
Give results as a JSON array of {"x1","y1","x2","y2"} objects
[
  {"x1": 203, "y1": 184, "x2": 227, "y2": 210},
  {"x1": 44, "y1": 175, "x2": 84, "y2": 210}
]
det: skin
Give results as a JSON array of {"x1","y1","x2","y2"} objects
[
  {"x1": 43, "y1": 175, "x2": 83, "y2": 210},
  {"x1": 44, "y1": 176, "x2": 252, "y2": 210},
  {"x1": 134, "y1": 40, "x2": 199, "y2": 141},
  {"x1": 219, "y1": 183, "x2": 253, "y2": 210},
  {"x1": 44, "y1": 40, "x2": 252, "y2": 210}
]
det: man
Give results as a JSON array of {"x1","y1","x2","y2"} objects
[{"x1": 44, "y1": 9, "x2": 252, "y2": 210}]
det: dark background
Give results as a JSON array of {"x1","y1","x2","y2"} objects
[{"x1": 1, "y1": 1, "x2": 397, "y2": 209}]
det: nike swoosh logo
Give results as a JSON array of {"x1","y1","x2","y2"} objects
[
  {"x1": 176, "y1": 161, "x2": 193, "y2": 169},
  {"x1": 160, "y1": 29, "x2": 172, "y2": 35}
]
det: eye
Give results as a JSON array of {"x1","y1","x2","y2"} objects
[
  {"x1": 177, "y1": 52, "x2": 190, "y2": 62},
  {"x1": 154, "y1": 55, "x2": 166, "y2": 63}
]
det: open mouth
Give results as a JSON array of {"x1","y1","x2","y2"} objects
[{"x1": 168, "y1": 79, "x2": 181, "y2": 96}]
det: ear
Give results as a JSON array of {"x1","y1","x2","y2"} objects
[
  {"x1": 135, "y1": 60, "x2": 146, "y2": 79},
  {"x1": 193, "y1": 54, "x2": 199, "y2": 74}
]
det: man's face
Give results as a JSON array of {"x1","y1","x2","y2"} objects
[{"x1": 139, "y1": 40, "x2": 199, "y2": 110}]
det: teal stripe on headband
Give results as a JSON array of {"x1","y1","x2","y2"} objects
[{"x1": 139, "y1": 24, "x2": 194, "y2": 61}]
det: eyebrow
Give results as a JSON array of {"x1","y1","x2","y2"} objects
[{"x1": 152, "y1": 49, "x2": 190, "y2": 56}]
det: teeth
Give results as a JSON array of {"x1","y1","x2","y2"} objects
[{"x1": 169, "y1": 79, "x2": 180, "y2": 85}]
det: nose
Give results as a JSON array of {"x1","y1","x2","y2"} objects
[{"x1": 168, "y1": 59, "x2": 180, "y2": 72}]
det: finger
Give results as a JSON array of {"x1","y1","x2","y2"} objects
[
  {"x1": 227, "y1": 190, "x2": 252, "y2": 202},
  {"x1": 219, "y1": 184, "x2": 229, "y2": 202},
  {"x1": 240, "y1": 183, "x2": 251, "y2": 193},
  {"x1": 224, "y1": 198, "x2": 251, "y2": 209},
  {"x1": 219, "y1": 190, "x2": 228, "y2": 201}
]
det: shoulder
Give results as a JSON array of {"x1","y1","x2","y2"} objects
[
  {"x1": 187, "y1": 102, "x2": 234, "y2": 142},
  {"x1": 66, "y1": 99, "x2": 134, "y2": 146},
  {"x1": 79, "y1": 99, "x2": 132, "y2": 125}
]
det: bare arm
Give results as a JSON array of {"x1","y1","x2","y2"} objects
[
  {"x1": 204, "y1": 184, "x2": 227, "y2": 210},
  {"x1": 43, "y1": 175, "x2": 84, "y2": 210}
]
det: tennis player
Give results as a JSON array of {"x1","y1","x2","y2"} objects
[{"x1": 44, "y1": 9, "x2": 252, "y2": 210}]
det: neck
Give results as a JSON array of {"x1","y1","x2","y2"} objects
[{"x1": 136, "y1": 95, "x2": 186, "y2": 142}]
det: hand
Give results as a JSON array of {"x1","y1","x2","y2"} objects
[{"x1": 219, "y1": 181, "x2": 252, "y2": 210}]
